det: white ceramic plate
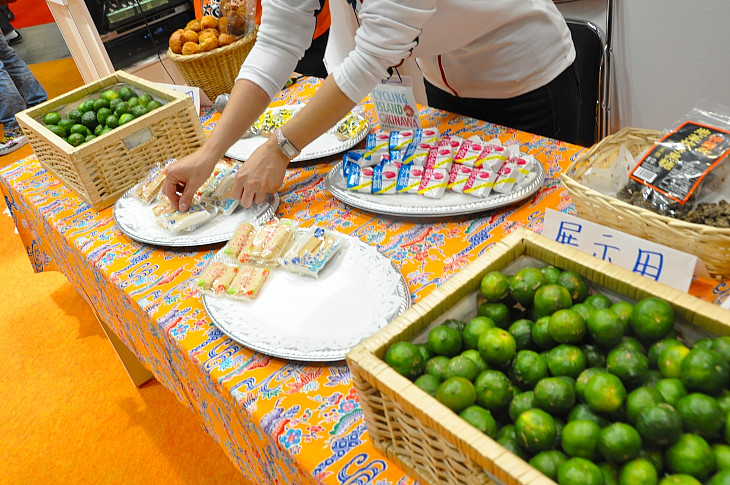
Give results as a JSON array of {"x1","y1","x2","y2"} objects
[
  {"x1": 202, "y1": 233, "x2": 410, "y2": 361},
  {"x1": 224, "y1": 106, "x2": 369, "y2": 163},
  {"x1": 113, "y1": 190, "x2": 279, "y2": 247},
  {"x1": 325, "y1": 161, "x2": 546, "y2": 218}
]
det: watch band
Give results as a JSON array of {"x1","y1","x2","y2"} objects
[{"x1": 274, "y1": 127, "x2": 300, "y2": 160}]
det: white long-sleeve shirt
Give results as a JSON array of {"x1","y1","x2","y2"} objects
[{"x1": 237, "y1": 0, "x2": 575, "y2": 103}]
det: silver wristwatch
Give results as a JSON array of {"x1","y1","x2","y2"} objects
[{"x1": 274, "y1": 127, "x2": 300, "y2": 160}]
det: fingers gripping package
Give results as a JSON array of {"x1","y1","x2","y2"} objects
[
  {"x1": 133, "y1": 159, "x2": 241, "y2": 233},
  {"x1": 344, "y1": 129, "x2": 538, "y2": 200}
]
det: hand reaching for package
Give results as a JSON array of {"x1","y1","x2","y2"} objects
[{"x1": 230, "y1": 136, "x2": 290, "y2": 208}]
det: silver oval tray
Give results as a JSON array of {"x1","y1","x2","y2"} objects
[
  {"x1": 224, "y1": 106, "x2": 369, "y2": 163},
  {"x1": 202, "y1": 232, "x2": 410, "y2": 362},
  {"x1": 113, "y1": 190, "x2": 279, "y2": 247},
  {"x1": 325, "y1": 161, "x2": 546, "y2": 218}
]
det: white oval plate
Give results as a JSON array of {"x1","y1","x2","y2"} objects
[
  {"x1": 224, "y1": 106, "x2": 369, "y2": 163},
  {"x1": 202, "y1": 233, "x2": 410, "y2": 362},
  {"x1": 113, "y1": 190, "x2": 279, "y2": 247},
  {"x1": 325, "y1": 161, "x2": 546, "y2": 218}
]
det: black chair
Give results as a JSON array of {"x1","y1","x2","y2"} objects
[{"x1": 566, "y1": 18, "x2": 606, "y2": 147}]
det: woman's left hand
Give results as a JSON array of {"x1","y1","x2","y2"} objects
[{"x1": 230, "y1": 136, "x2": 290, "y2": 207}]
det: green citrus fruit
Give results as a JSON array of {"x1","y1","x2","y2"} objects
[
  {"x1": 710, "y1": 336, "x2": 730, "y2": 362},
  {"x1": 442, "y1": 318, "x2": 467, "y2": 333},
  {"x1": 509, "y1": 350, "x2": 548, "y2": 391},
  {"x1": 636, "y1": 403, "x2": 683, "y2": 448},
  {"x1": 620, "y1": 458, "x2": 658, "y2": 485},
  {"x1": 534, "y1": 376, "x2": 576, "y2": 416},
  {"x1": 571, "y1": 302, "x2": 595, "y2": 322},
  {"x1": 600, "y1": 462, "x2": 620, "y2": 485},
  {"x1": 427, "y1": 325, "x2": 462, "y2": 357},
  {"x1": 515, "y1": 408, "x2": 558, "y2": 454},
  {"x1": 532, "y1": 316, "x2": 556, "y2": 350},
  {"x1": 384, "y1": 341, "x2": 425, "y2": 380},
  {"x1": 104, "y1": 114, "x2": 119, "y2": 129},
  {"x1": 131, "y1": 105, "x2": 147, "y2": 118},
  {"x1": 626, "y1": 387, "x2": 664, "y2": 424},
  {"x1": 80, "y1": 111, "x2": 98, "y2": 129},
  {"x1": 57, "y1": 118, "x2": 74, "y2": 132},
  {"x1": 480, "y1": 270, "x2": 510, "y2": 302},
  {"x1": 92, "y1": 97, "x2": 110, "y2": 111},
  {"x1": 100, "y1": 89, "x2": 119, "y2": 102},
  {"x1": 498, "y1": 433, "x2": 529, "y2": 460},
  {"x1": 534, "y1": 284, "x2": 573, "y2": 319},
  {"x1": 648, "y1": 339, "x2": 684, "y2": 370},
  {"x1": 598, "y1": 422, "x2": 642, "y2": 464},
  {"x1": 118, "y1": 113, "x2": 135, "y2": 125},
  {"x1": 69, "y1": 123, "x2": 87, "y2": 136},
  {"x1": 659, "y1": 475, "x2": 702, "y2": 485},
  {"x1": 558, "y1": 270, "x2": 589, "y2": 303},
  {"x1": 508, "y1": 390, "x2": 536, "y2": 422},
  {"x1": 546, "y1": 344, "x2": 586, "y2": 379},
  {"x1": 581, "y1": 343, "x2": 607, "y2": 368},
  {"x1": 529, "y1": 449, "x2": 568, "y2": 481},
  {"x1": 708, "y1": 470, "x2": 730, "y2": 485},
  {"x1": 435, "y1": 376, "x2": 476, "y2": 413},
  {"x1": 43, "y1": 112, "x2": 61, "y2": 125},
  {"x1": 477, "y1": 302, "x2": 510, "y2": 329},
  {"x1": 414, "y1": 374, "x2": 440, "y2": 396},
  {"x1": 118, "y1": 85, "x2": 136, "y2": 101},
  {"x1": 474, "y1": 369, "x2": 513, "y2": 410},
  {"x1": 676, "y1": 392, "x2": 725, "y2": 439},
  {"x1": 611, "y1": 300, "x2": 634, "y2": 325},
  {"x1": 665, "y1": 433, "x2": 715, "y2": 480},
  {"x1": 587, "y1": 308, "x2": 625, "y2": 347},
  {"x1": 607, "y1": 346, "x2": 649, "y2": 387},
  {"x1": 443, "y1": 355, "x2": 479, "y2": 381},
  {"x1": 416, "y1": 343, "x2": 431, "y2": 362},
  {"x1": 459, "y1": 405, "x2": 497, "y2": 437},
  {"x1": 146, "y1": 99, "x2": 162, "y2": 111},
  {"x1": 548, "y1": 309, "x2": 587, "y2": 344},
  {"x1": 425, "y1": 356, "x2": 450, "y2": 380},
  {"x1": 562, "y1": 419, "x2": 602, "y2": 460},
  {"x1": 576, "y1": 368, "x2": 607, "y2": 402},
  {"x1": 46, "y1": 124, "x2": 66, "y2": 137},
  {"x1": 585, "y1": 293, "x2": 613, "y2": 309},
  {"x1": 659, "y1": 345, "x2": 691, "y2": 378},
  {"x1": 127, "y1": 96, "x2": 140, "y2": 107},
  {"x1": 681, "y1": 348, "x2": 730, "y2": 395},
  {"x1": 93, "y1": 124, "x2": 104, "y2": 136},
  {"x1": 557, "y1": 457, "x2": 604, "y2": 485},
  {"x1": 716, "y1": 390, "x2": 730, "y2": 415},
  {"x1": 477, "y1": 327, "x2": 516, "y2": 366},
  {"x1": 630, "y1": 297, "x2": 675, "y2": 343},
  {"x1": 639, "y1": 448, "x2": 665, "y2": 475},
  {"x1": 568, "y1": 403, "x2": 609, "y2": 427},
  {"x1": 66, "y1": 132, "x2": 85, "y2": 147},
  {"x1": 96, "y1": 107, "x2": 112, "y2": 125},
  {"x1": 655, "y1": 378, "x2": 689, "y2": 407},
  {"x1": 138, "y1": 93, "x2": 152, "y2": 105},
  {"x1": 508, "y1": 319, "x2": 534, "y2": 351},
  {"x1": 460, "y1": 349, "x2": 488, "y2": 374},
  {"x1": 67, "y1": 109, "x2": 83, "y2": 123},
  {"x1": 509, "y1": 266, "x2": 545, "y2": 307},
  {"x1": 584, "y1": 372, "x2": 626, "y2": 413},
  {"x1": 84, "y1": 134, "x2": 96, "y2": 142}
]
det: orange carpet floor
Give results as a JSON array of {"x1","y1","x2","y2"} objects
[{"x1": 1, "y1": 58, "x2": 249, "y2": 484}]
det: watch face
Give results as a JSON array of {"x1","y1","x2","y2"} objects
[{"x1": 281, "y1": 141, "x2": 298, "y2": 158}]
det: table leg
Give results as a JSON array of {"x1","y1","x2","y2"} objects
[{"x1": 88, "y1": 303, "x2": 155, "y2": 387}]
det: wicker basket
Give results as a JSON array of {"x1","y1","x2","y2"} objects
[
  {"x1": 346, "y1": 229, "x2": 730, "y2": 485},
  {"x1": 15, "y1": 70, "x2": 205, "y2": 211},
  {"x1": 561, "y1": 126, "x2": 730, "y2": 279},
  {"x1": 167, "y1": 26, "x2": 257, "y2": 102}
]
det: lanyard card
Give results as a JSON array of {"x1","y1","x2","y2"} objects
[{"x1": 371, "y1": 73, "x2": 421, "y2": 132}]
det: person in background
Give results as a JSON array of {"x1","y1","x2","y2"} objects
[
  {"x1": 0, "y1": 4, "x2": 21, "y2": 46},
  {"x1": 164, "y1": 0, "x2": 580, "y2": 211},
  {"x1": 0, "y1": 28, "x2": 48, "y2": 155}
]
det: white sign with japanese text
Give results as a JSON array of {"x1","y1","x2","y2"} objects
[
  {"x1": 542, "y1": 209, "x2": 709, "y2": 293},
  {"x1": 156, "y1": 83, "x2": 213, "y2": 116}
]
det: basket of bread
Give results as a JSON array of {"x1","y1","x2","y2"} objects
[{"x1": 167, "y1": 9, "x2": 257, "y2": 102}]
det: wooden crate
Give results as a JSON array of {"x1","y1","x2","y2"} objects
[
  {"x1": 346, "y1": 228, "x2": 730, "y2": 485},
  {"x1": 16, "y1": 70, "x2": 205, "y2": 211}
]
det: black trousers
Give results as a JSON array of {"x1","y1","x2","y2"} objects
[
  {"x1": 424, "y1": 63, "x2": 581, "y2": 145},
  {"x1": 0, "y1": 10, "x2": 13, "y2": 36}
]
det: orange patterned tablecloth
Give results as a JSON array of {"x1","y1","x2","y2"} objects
[{"x1": 3, "y1": 77, "x2": 728, "y2": 484}]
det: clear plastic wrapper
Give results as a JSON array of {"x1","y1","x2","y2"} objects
[
  {"x1": 417, "y1": 167, "x2": 449, "y2": 198},
  {"x1": 281, "y1": 227, "x2": 346, "y2": 278},
  {"x1": 224, "y1": 221, "x2": 256, "y2": 260},
  {"x1": 226, "y1": 264, "x2": 270, "y2": 300},
  {"x1": 238, "y1": 218, "x2": 297, "y2": 265},
  {"x1": 396, "y1": 164, "x2": 425, "y2": 194},
  {"x1": 372, "y1": 162, "x2": 400, "y2": 194},
  {"x1": 156, "y1": 202, "x2": 218, "y2": 233},
  {"x1": 133, "y1": 158, "x2": 175, "y2": 203},
  {"x1": 197, "y1": 261, "x2": 239, "y2": 295}
]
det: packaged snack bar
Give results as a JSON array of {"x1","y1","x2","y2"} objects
[
  {"x1": 454, "y1": 139, "x2": 484, "y2": 168},
  {"x1": 243, "y1": 218, "x2": 297, "y2": 264},
  {"x1": 225, "y1": 222, "x2": 255, "y2": 259},
  {"x1": 425, "y1": 146, "x2": 456, "y2": 172},
  {"x1": 417, "y1": 167, "x2": 449, "y2": 199},
  {"x1": 475, "y1": 139, "x2": 508, "y2": 171},
  {"x1": 372, "y1": 163, "x2": 400, "y2": 194},
  {"x1": 157, "y1": 203, "x2": 217, "y2": 233},
  {"x1": 151, "y1": 194, "x2": 175, "y2": 216},
  {"x1": 398, "y1": 142, "x2": 432, "y2": 166},
  {"x1": 281, "y1": 227, "x2": 345, "y2": 278},
  {"x1": 335, "y1": 113, "x2": 368, "y2": 141},
  {"x1": 197, "y1": 261, "x2": 227, "y2": 290},
  {"x1": 210, "y1": 264, "x2": 239, "y2": 294},
  {"x1": 215, "y1": 197, "x2": 240, "y2": 216},
  {"x1": 389, "y1": 130, "x2": 415, "y2": 152},
  {"x1": 447, "y1": 164, "x2": 473, "y2": 193},
  {"x1": 364, "y1": 131, "x2": 391, "y2": 157},
  {"x1": 347, "y1": 164, "x2": 375, "y2": 193},
  {"x1": 463, "y1": 168, "x2": 497, "y2": 198},
  {"x1": 227, "y1": 264, "x2": 270, "y2": 300},
  {"x1": 493, "y1": 153, "x2": 534, "y2": 194},
  {"x1": 396, "y1": 164, "x2": 426, "y2": 194},
  {"x1": 342, "y1": 149, "x2": 367, "y2": 178},
  {"x1": 414, "y1": 127, "x2": 440, "y2": 146},
  {"x1": 134, "y1": 160, "x2": 172, "y2": 203}
]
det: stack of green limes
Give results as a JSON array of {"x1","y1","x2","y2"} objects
[
  {"x1": 42, "y1": 85, "x2": 164, "y2": 147},
  {"x1": 384, "y1": 265, "x2": 730, "y2": 485}
]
